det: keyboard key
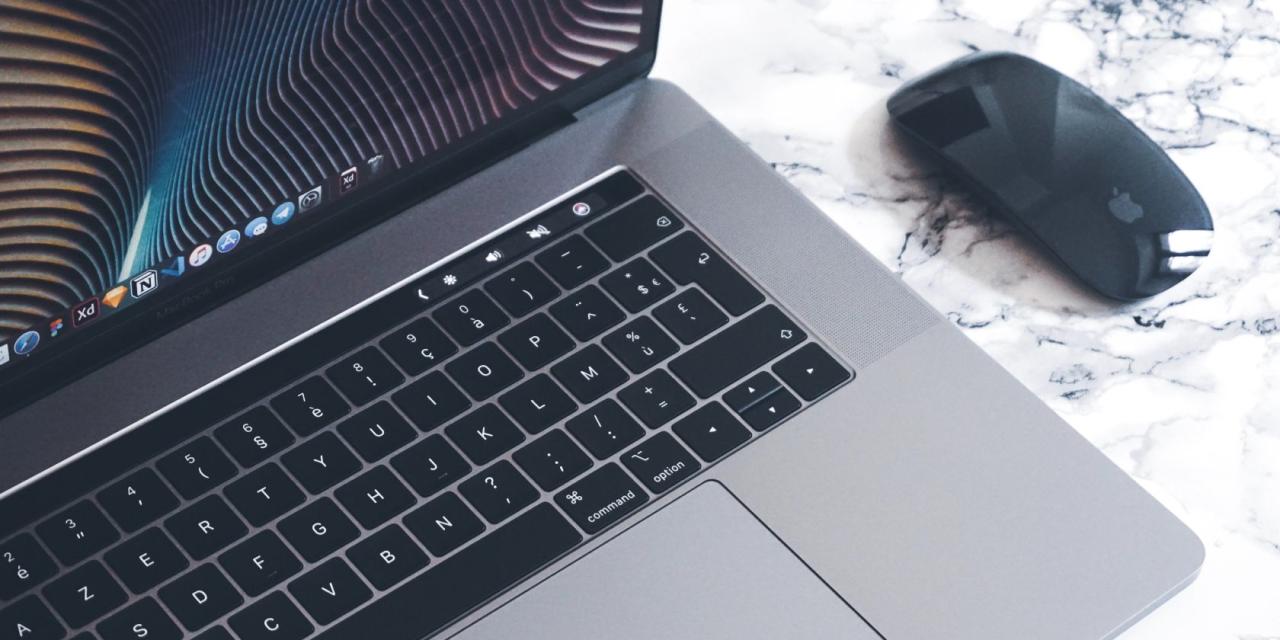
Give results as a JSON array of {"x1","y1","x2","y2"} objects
[
  {"x1": 335, "y1": 467, "x2": 415, "y2": 530},
  {"x1": 391, "y1": 435, "x2": 471, "y2": 498},
  {"x1": 0, "y1": 595, "x2": 64, "y2": 640},
  {"x1": 380, "y1": 317, "x2": 457, "y2": 376},
  {"x1": 623, "y1": 433, "x2": 702, "y2": 494},
  {"x1": 669, "y1": 305, "x2": 805, "y2": 398},
  {"x1": 392, "y1": 372, "x2": 471, "y2": 432},
  {"x1": 514, "y1": 430, "x2": 593, "y2": 491},
  {"x1": 288, "y1": 558, "x2": 372, "y2": 625},
  {"x1": 158, "y1": 564, "x2": 243, "y2": 632},
  {"x1": 432, "y1": 289, "x2": 508, "y2": 346},
  {"x1": 603, "y1": 317, "x2": 679, "y2": 374},
  {"x1": 278, "y1": 498, "x2": 359, "y2": 563},
  {"x1": 445, "y1": 343, "x2": 523, "y2": 401},
  {"x1": 673, "y1": 403, "x2": 752, "y2": 462},
  {"x1": 403, "y1": 494, "x2": 484, "y2": 557},
  {"x1": 280, "y1": 432, "x2": 361, "y2": 494},
  {"x1": 459, "y1": 462, "x2": 538, "y2": 524},
  {"x1": 585, "y1": 195, "x2": 683, "y2": 261},
  {"x1": 550, "y1": 345, "x2": 628, "y2": 403},
  {"x1": 315, "y1": 505, "x2": 580, "y2": 640},
  {"x1": 565, "y1": 400, "x2": 644, "y2": 459},
  {"x1": 271, "y1": 377, "x2": 350, "y2": 437},
  {"x1": 164, "y1": 496, "x2": 247, "y2": 561},
  {"x1": 444, "y1": 405, "x2": 525, "y2": 465},
  {"x1": 157, "y1": 437, "x2": 236, "y2": 500},
  {"x1": 740, "y1": 386, "x2": 801, "y2": 431},
  {"x1": 497, "y1": 313, "x2": 574, "y2": 370},
  {"x1": 104, "y1": 528, "x2": 188, "y2": 594},
  {"x1": 599, "y1": 258, "x2": 674, "y2": 312},
  {"x1": 43, "y1": 561, "x2": 127, "y2": 629},
  {"x1": 723, "y1": 371, "x2": 783, "y2": 412},
  {"x1": 549, "y1": 285, "x2": 624, "y2": 341},
  {"x1": 650, "y1": 232, "x2": 764, "y2": 315},
  {"x1": 337, "y1": 402, "x2": 416, "y2": 462},
  {"x1": 224, "y1": 464, "x2": 305, "y2": 527},
  {"x1": 484, "y1": 262, "x2": 559, "y2": 317},
  {"x1": 96, "y1": 597, "x2": 181, "y2": 640},
  {"x1": 214, "y1": 407, "x2": 295, "y2": 468},
  {"x1": 535, "y1": 235, "x2": 608, "y2": 289},
  {"x1": 498, "y1": 375, "x2": 576, "y2": 434},
  {"x1": 654, "y1": 288, "x2": 728, "y2": 345},
  {"x1": 346, "y1": 525, "x2": 428, "y2": 590},
  {"x1": 618, "y1": 369, "x2": 696, "y2": 429},
  {"x1": 97, "y1": 468, "x2": 179, "y2": 533},
  {"x1": 36, "y1": 501, "x2": 119, "y2": 566},
  {"x1": 772, "y1": 342, "x2": 852, "y2": 400},
  {"x1": 327, "y1": 347, "x2": 404, "y2": 406},
  {"x1": 0, "y1": 533, "x2": 57, "y2": 600},
  {"x1": 227, "y1": 592, "x2": 312, "y2": 640},
  {"x1": 554, "y1": 464, "x2": 648, "y2": 534},
  {"x1": 218, "y1": 531, "x2": 301, "y2": 597}
]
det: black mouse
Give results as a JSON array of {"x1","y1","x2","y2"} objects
[{"x1": 887, "y1": 51, "x2": 1212, "y2": 301}]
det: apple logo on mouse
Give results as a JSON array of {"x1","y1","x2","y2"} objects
[{"x1": 1107, "y1": 187, "x2": 1145, "y2": 223}]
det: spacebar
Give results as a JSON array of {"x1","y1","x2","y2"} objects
[{"x1": 316, "y1": 504, "x2": 582, "y2": 640}]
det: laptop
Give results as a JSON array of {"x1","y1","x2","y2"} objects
[{"x1": 0, "y1": 1, "x2": 1202, "y2": 639}]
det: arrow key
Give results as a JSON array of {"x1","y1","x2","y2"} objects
[
  {"x1": 740, "y1": 387, "x2": 801, "y2": 432},
  {"x1": 772, "y1": 343, "x2": 852, "y2": 401},
  {"x1": 672, "y1": 402, "x2": 751, "y2": 462},
  {"x1": 723, "y1": 371, "x2": 782, "y2": 413}
]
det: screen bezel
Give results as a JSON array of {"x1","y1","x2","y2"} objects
[{"x1": 0, "y1": 1, "x2": 663, "y2": 417}]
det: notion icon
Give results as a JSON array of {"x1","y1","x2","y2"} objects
[
  {"x1": 131, "y1": 270, "x2": 159, "y2": 299},
  {"x1": 72, "y1": 298, "x2": 100, "y2": 327},
  {"x1": 103, "y1": 286, "x2": 127, "y2": 309},
  {"x1": 298, "y1": 185, "x2": 323, "y2": 212},
  {"x1": 190, "y1": 243, "x2": 213, "y2": 267}
]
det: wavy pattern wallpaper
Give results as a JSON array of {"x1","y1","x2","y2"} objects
[{"x1": 0, "y1": 0, "x2": 644, "y2": 342}]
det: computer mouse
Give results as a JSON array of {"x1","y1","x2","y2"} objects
[{"x1": 886, "y1": 51, "x2": 1213, "y2": 301}]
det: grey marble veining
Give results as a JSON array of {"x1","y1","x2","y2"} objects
[{"x1": 653, "y1": 1, "x2": 1280, "y2": 637}]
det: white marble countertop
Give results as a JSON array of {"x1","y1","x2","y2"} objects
[{"x1": 653, "y1": 1, "x2": 1280, "y2": 637}]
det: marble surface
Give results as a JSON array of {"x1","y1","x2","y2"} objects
[{"x1": 652, "y1": 1, "x2": 1280, "y2": 637}]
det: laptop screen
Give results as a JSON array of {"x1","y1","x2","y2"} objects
[{"x1": 0, "y1": 0, "x2": 655, "y2": 392}]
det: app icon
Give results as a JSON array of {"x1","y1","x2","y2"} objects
[
  {"x1": 366, "y1": 154, "x2": 386, "y2": 179},
  {"x1": 72, "y1": 298, "x2": 100, "y2": 326},
  {"x1": 103, "y1": 286, "x2": 127, "y2": 309},
  {"x1": 339, "y1": 166, "x2": 359, "y2": 195},
  {"x1": 298, "y1": 185, "x2": 323, "y2": 212},
  {"x1": 217, "y1": 229, "x2": 241, "y2": 254},
  {"x1": 131, "y1": 270, "x2": 159, "y2": 299},
  {"x1": 161, "y1": 256, "x2": 185, "y2": 279},
  {"x1": 0, "y1": 343, "x2": 9, "y2": 366},
  {"x1": 572, "y1": 202, "x2": 591, "y2": 217},
  {"x1": 190, "y1": 243, "x2": 213, "y2": 267},
  {"x1": 246, "y1": 216, "x2": 269, "y2": 238},
  {"x1": 48, "y1": 318, "x2": 64, "y2": 338},
  {"x1": 14, "y1": 330, "x2": 39, "y2": 356},
  {"x1": 271, "y1": 202, "x2": 296, "y2": 226}
]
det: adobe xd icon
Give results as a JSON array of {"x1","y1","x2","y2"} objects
[{"x1": 72, "y1": 298, "x2": 100, "y2": 327}]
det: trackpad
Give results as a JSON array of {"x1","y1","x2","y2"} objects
[{"x1": 454, "y1": 482, "x2": 881, "y2": 640}]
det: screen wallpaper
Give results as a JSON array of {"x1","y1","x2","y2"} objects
[{"x1": 0, "y1": 0, "x2": 645, "y2": 348}]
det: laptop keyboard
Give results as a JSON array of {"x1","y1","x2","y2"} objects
[{"x1": 0, "y1": 169, "x2": 852, "y2": 640}]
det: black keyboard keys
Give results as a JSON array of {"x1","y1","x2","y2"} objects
[
  {"x1": 600, "y1": 257, "x2": 674, "y2": 312},
  {"x1": 514, "y1": 430, "x2": 593, "y2": 491},
  {"x1": 1, "y1": 596, "x2": 63, "y2": 640},
  {"x1": 565, "y1": 400, "x2": 644, "y2": 459},
  {"x1": 773, "y1": 342, "x2": 852, "y2": 400},
  {"x1": 669, "y1": 305, "x2": 805, "y2": 398},
  {"x1": 271, "y1": 377, "x2": 350, "y2": 437},
  {"x1": 279, "y1": 499, "x2": 359, "y2": 563},
  {"x1": 725, "y1": 371, "x2": 802, "y2": 432},
  {"x1": 335, "y1": 467, "x2": 415, "y2": 530},
  {"x1": 97, "y1": 468, "x2": 179, "y2": 533},
  {"x1": 157, "y1": 437, "x2": 236, "y2": 500},
  {"x1": 618, "y1": 369, "x2": 696, "y2": 428},
  {"x1": 403, "y1": 494, "x2": 484, "y2": 557},
  {"x1": 164, "y1": 496, "x2": 247, "y2": 561},
  {"x1": 445, "y1": 342, "x2": 522, "y2": 401},
  {"x1": 391, "y1": 435, "x2": 471, "y2": 498},
  {"x1": 43, "y1": 561, "x2": 127, "y2": 629},
  {"x1": 497, "y1": 313, "x2": 574, "y2": 370},
  {"x1": 554, "y1": 464, "x2": 648, "y2": 534},
  {"x1": 215, "y1": 407, "x2": 295, "y2": 468},
  {"x1": 498, "y1": 374, "x2": 576, "y2": 434},
  {"x1": 36, "y1": 501, "x2": 119, "y2": 566},
  {"x1": 444, "y1": 405, "x2": 525, "y2": 465},
  {"x1": 218, "y1": 531, "x2": 301, "y2": 597},
  {"x1": 346, "y1": 525, "x2": 428, "y2": 590},
  {"x1": 603, "y1": 317, "x2": 678, "y2": 373},
  {"x1": 159, "y1": 564, "x2": 243, "y2": 632},
  {"x1": 651, "y1": 231, "x2": 764, "y2": 315},
  {"x1": 327, "y1": 347, "x2": 404, "y2": 406},
  {"x1": 288, "y1": 558, "x2": 372, "y2": 625},
  {"x1": 0, "y1": 533, "x2": 57, "y2": 600},
  {"x1": 224, "y1": 463, "x2": 305, "y2": 526},
  {"x1": 227, "y1": 592, "x2": 312, "y2": 640},
  {"x1": 723, "y1": 371, "x2": 782, "y2": 412},
  {"x1": 623, "y1": 433, "x2": 702, "y2": 494},
  {"x1": 535, "y1": 235, "x2": 608, "y2": 289},
  {"x1": 432, "y1": 289, "x2": 508, "y2": 346},
  {"x1": 459, "y1": 461, "x2": 538, "y2": 524},
  {"x1": 549, "y1": 285, "x2": 624, "y2": 341},
  {"x1": 380, "y1": 317, "x2": 457, "y2": 375},
  {"x1": 97, "y1": 597, "x2": 181, "y2": 640},
  {"x1": 585, "y1": 195, "x2": 683, "y2": 261},
  {"x1": 551, "y1": 345, "x2": 627, "y2": 403},
  {"x1": 281, "y1": 432, "x2": 362, "y2": 494},
  {"x1": 485, "y1": 262, "x2": 559, "y2": 316},
  {"x1": 337, "y1": 402, "x2": 417, "y2": 462},
  {"x1": 392, "y1": 371, "x2": 471, "y2": 432},
  {"x1": 104, "y1": 528, "x2": 189, "y2": 594},
  {"x1": 672, "y1": 402, "x2": 752, "y2": 462},
  {"x1": 654, "y1": 288, "x2": 728, "y2": 344}
]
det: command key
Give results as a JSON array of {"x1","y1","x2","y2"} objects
[{"x1": 555, "y1": 464, "x2": 648, "y2": 534}]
